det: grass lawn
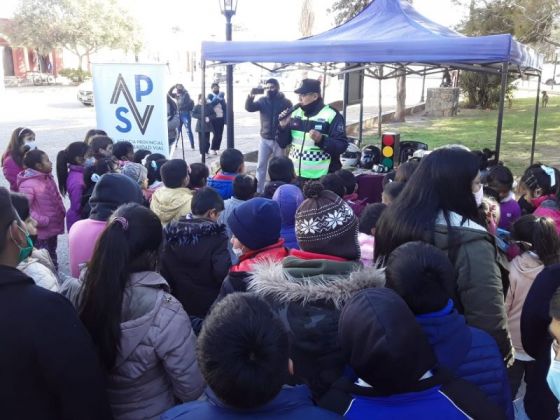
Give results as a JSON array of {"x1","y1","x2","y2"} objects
[{"x1": 362, "y1": 96, "x2": 560, "y2": 175}]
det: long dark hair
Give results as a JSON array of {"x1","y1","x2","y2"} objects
[
  {"x1": 90, "y1": 135, "x2": 113, "y2": 160},
  {"x1": 511, "y1": 215, "x2": 560, "y2": 266},
  {"x1": 56, "y1": 142, "x2": 89, "y2": 196},
  {"x1": 375, "y1": 148, "x2": 481, "y2": 259},
  {"x1": 83, "y1": 158, "x2": 117, "y2": 192},
  {"x1": 83, "y1": 129, "x2": 107, "y2": 145},
  {"x1": 145, "y1": 153, "x2": 167, "y2": 185},
  {"x1": 79, "y1": 203, "x2": 163, "y2": 370},
  {"x1": 4, "y1": 127, "x2": 35, "y2": 166}
]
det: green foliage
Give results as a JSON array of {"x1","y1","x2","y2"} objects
[
  {"x1": 364, "y1": 97, "x2": 560, "y2": 175},
  {"x1": 58, "y1": 67, "x2": 91, "y2": 83},
  {"x1": 454, "y1": 0, "x2": 559, "y2": 109},
  {"x1": 7, "y1": 0, "x2": 142, "y2": 69},
  {"x1": 328, "y1": 0, "x2": 372, "y2": 25},
  {"x1": 460, "y1": 71, "x2": 517, "y2": 109}
]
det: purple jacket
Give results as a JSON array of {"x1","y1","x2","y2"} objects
[
  {"x1": 66, "y1": 164, "x2": 85, "y2": 231},
  {"x1": 2, "y1": 153, "x2": 23, "y2": 192},
  {"x1": 498, "y1": 193, "x2": 521, "y2": 231},
  {"x1": 17, "y1": 169, "x2": 65, "y2": 240}
]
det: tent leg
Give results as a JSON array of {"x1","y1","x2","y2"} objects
[
  {"x1": 201, "y1": 60, "x2": 206, "y2": 164},
  {"x1": 530, "y1": 74, "x2": 541, "y2": 165},
  {"x1": 358, "y1": 94, "x2": 364, "y2": 147},
  {"x1": 342, "y1": 72, "x2": 348, "y2": 122},
  {"x1": 322, "y1": 64, "x2": 327, "y2": 99},
  {"x1": 495, "y1": 62, "x2": 509, "y2": 163},
  {"x1": 420, "y1": 66, "x2": 426, "y2": 102},
  {"x1": 378, "y1": 66, "x2": 383, "y2": 138}
]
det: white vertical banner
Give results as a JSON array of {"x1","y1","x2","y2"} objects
[{"x1": 92, "y1": 63, "x2": 169, "y2": 157}]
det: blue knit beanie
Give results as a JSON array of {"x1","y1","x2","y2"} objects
[{"x1": 228, "y1": 198, "x2": 281, "y2": 250}]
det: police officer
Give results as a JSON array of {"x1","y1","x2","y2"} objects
[{"x1": 277, "y1": 79, "x2": 348, "y2": 181}]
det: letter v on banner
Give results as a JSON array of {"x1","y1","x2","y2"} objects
[
  {"x1": 110, "y1": 73, "x2": 154, "y2": 135},
  {"x1": 92, "y1": 63, "x2": 169, "y2": 157}
]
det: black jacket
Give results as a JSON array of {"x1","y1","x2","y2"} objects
[
  {"x1": 245, "y1": 92, "x2": 292, "y2": 140},
  {"x1": 520, "y1": 264, "x2": 560, "y2": 420},
  {"x1": 160, "y1": 218, "x2": 231, "y2": 318},
  {"x1": 192, "y1": 104, "x2": 216, "y2": 133},
  {"x1": 277, "y1": 99, "x2": 348, "y2": 174},
  {"x1": 0, "y1": 265, "x2": 113, "y2": 420},
  {"x1": 176, "y1": 90, "x2": 194, "y2": 113}
]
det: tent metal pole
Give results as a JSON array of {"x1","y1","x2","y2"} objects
[
  {"x1": 342, "y1": 71, "x2": 348, "y2": 121},
  {"x1": 322, "y1": 64, "x2": 327, "y2": 99},
  {"x1": 530, "y1": 74, "x2": 541, "y2": 165},
  {"x1": 420, "y1": 66, "x2": 426, "y2": 102},
  {"x1": 201, "y1": 59, "x2": 206, "y2": 164},
  {"x1": 495, "y1": 62, "x2": 509, "y2": 162},
  {"x1": 358, "y1": 71, "x2": 364, "y2": 146},
  {"x1": 378, "y1": 65, "x2": 383, "y2": 138}
]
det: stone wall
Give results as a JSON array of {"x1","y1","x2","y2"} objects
[{"x1": 425, "y1": 87, "x2": 459, "y2": 117}]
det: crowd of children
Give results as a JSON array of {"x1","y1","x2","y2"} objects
[{"x1": 4, "y1": 126, "x2": 560, "y2": 419}]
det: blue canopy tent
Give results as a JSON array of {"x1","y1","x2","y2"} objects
[{"x1": 200, "y1": 0, "x2": 543, "y2": 162}]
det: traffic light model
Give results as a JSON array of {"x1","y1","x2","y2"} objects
[{"x1": 381, "y1": 132, "x2": 400, "y2": 170}]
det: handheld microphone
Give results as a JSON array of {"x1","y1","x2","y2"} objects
[{"x1": 279, "y1": 104, "x2": 301, "y2": 120}]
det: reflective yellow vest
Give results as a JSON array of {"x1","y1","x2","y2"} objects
[{"x1": 289, "y1": 105, "x2": 337, "y2": 179}]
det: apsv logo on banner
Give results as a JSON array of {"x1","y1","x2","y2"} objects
[
  {"x1": 92, "y1": 63, "x2": 169, "y2": 157},
  {"x1": 111, "y1": 73, "x2": 154, "y2": 135}
]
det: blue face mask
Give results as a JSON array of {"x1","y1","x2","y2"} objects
[{"x1": 547, "y1": 344, "x2": 560, "y2": 400}]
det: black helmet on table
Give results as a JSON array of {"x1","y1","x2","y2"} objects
[{"x1": 360, "y1": 145, "x2": 381, "y2": 169}]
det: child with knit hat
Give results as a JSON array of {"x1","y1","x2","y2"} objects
[
  {"x1": 247, "y1": 182, "x2": 384, "y2": 400},
  {"x1": 218, "y1": 197, "x2": 289, "y2": 298}
]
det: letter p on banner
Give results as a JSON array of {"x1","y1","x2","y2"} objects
[{"x1": 92, "y1": 63, "x2": 169, "y2": 157}]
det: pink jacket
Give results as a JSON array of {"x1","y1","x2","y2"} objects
[
  {"x1": 17, "y1": 169, "x2": 65, "y2": 240},
  {"x1": 505, "y1": 252, "x2": 543, "y2": 360},
  {"x1": 358, "y1": 232, "x2": 375, "y2": 267},
  {"x1": 533, "y1": 194, "x2": 560, "y2": 234},
  {"x1": 2, "y1": 153, "x2": 23, "y2": 191},
  {"x1": 108, "y1": 271, "x2": 204, "y2": 419},
  {"x1": 68, "y1": 219, "x2": 107, "y2": 277}
]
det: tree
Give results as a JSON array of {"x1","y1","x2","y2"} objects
[
  {"x1": 7, "y1": 0, "x2": 142, "y2": 71},
  {"x1": 299, "y1": 0, "x2": 315, "y2": 37},
  {"x1": 328, "y1": 0, "x2": 371, "y2": 25},
  {"x1": 454, "y1": 0, "x2": 560, "y2": 108}
]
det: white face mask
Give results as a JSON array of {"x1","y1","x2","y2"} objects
[
  {"x1": 85, "y1": 157, "x2": 95, "y2": 167},
  {"x1": 24, "y1": 140, "x2": 37, "y2": 150},
  {"x1": 473, "y1": 185, "x2": 484, "y2": 207},
  {"x1": 547, "y1": 344, "x2": 560, "y2": 400},
  {"x1": 232, "y1": 246, "x2": 244, "y2": 258}
]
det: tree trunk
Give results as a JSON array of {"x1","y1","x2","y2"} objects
[
  {"x1": 394, "y1": 68, "x2": 406, "y2": 122},
  {"x1": 77, "y1": 54, "x2": 84, "y2": 71}
]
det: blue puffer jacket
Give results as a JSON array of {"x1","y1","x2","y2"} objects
[
  {"x1": 207, "y1": 172, "x2": 236, "y2": 200},
  {"x1": 416, "y1": 300, "x2": 513, "y2": 420},
  {"x1": 162, "y1": 385, "x2": 341, "y2": 419}
]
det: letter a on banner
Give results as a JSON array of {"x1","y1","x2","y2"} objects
[{"x1": 93, "y1": 63, "x2": 169, "y2": 157}]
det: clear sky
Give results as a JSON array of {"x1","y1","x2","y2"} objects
[{"x1": 1, "y1": 0, "x2": 468, "y2": 46}]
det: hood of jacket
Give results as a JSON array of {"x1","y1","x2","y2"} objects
[
  {"x1": 511, "y1": 252, "x2": 543, "y2": 276},
  {"x1": 16, "y1": 168, "x2": 48, "y2": 186},
  {"x1": 164, "y1": 217, "x2": 226, "y2": 248},
  {"x1": 89, "y1": 173, "x2": 144, "y2": 221},
  {"x1": 339, "y1": 288, "x2": 437, "y2": 395},
  {"x1": 151, "y1": 187, "x2": 193, "y2": 224},
  {"x1": 273, "y1": 183, "x2": 304, "y2": 227},
  {"x1": 433, "y1": 210, "x2": 493, "y2": 250},
  {"x1": 204, "y1": 385, "x2": 315, "y2": 415},
  {"x1": 415, "y1": 301, "x2": 472, "y2": 371},
  {"x1": 248, "y1": 258, "x2": 384, "y2": 310},
  {"x1": 116, "y1": 271, "x2": 170, "y2": 367}
]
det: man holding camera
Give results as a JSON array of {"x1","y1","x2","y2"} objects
[
  {"x1": 245, "y1": 78, "x2": 292, "y2": 193},
  {"x1": 277, "y1": 79, "x2": 348, "y2": 181}
]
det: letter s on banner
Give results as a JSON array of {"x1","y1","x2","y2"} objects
[{"x1": 115, "y1": 107, "x2": 132, "y2": 133}]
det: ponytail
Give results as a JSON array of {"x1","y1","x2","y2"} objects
[
  {"x1": 533, "y1": 217, "x2": 560, "y2": 266},
  {"x1": 79, "y1": 221, "x2": 130, "y2": 370},
  {"x1": 56, "y1": 150, "x2": 70, "y2": 196},
  {"x1": 78, "y1": 203, "x2": 163, "y2": 370},
  {"x1": 57, "y1": 142, "x2": 89, "y2": 196}
]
